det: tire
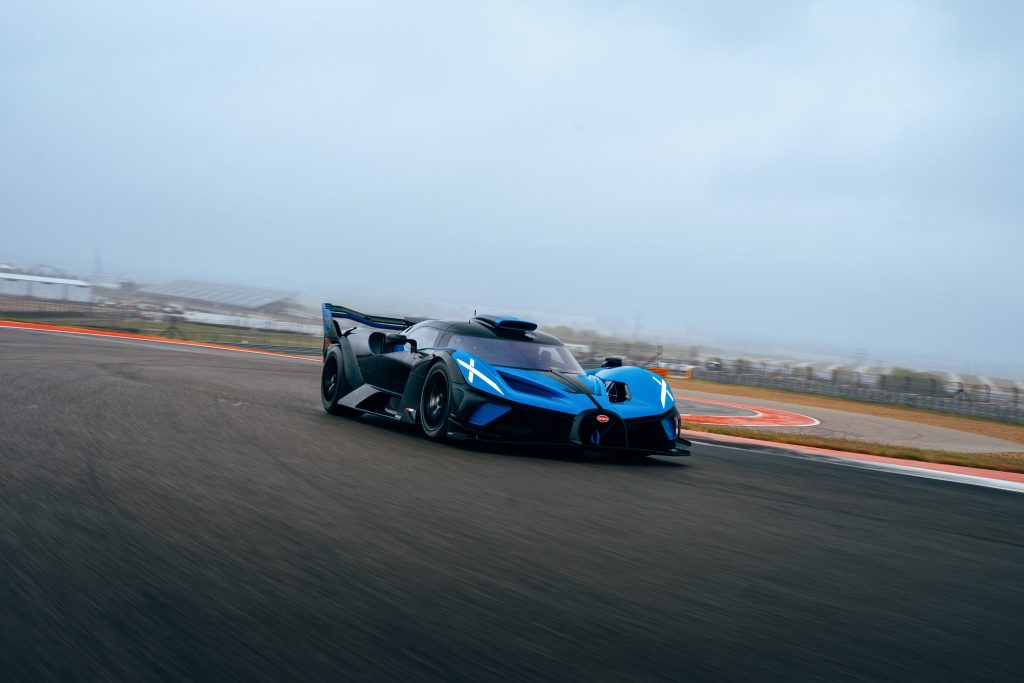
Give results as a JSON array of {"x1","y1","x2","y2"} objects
[
  {"x1": 419, "y1": 363, "x2": 452, "y2": 440},
  {"x1": 321, "y1": 346, "x2": 361, "y2": 416}
]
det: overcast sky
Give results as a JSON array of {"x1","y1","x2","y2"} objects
[{"x1": 2, "y1": 1, "x2": 1022, "y2": 373}]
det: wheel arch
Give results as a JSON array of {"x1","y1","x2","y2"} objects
[
  {"x1": 324, "y1": 334, "x2": 364, "y2": 392},
  {"x1": 398, "y1": 352, "x2": 462, "y2": 424}
]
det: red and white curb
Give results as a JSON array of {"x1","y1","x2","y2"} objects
[{"x1": 680, "y1": 397, "x2": 819, "y2": 428}]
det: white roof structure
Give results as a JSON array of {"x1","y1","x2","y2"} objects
[
  {"x1": 138, "y1": 280, "x2": 296, "y2": 310},
  {"x1": 0, "y1": 272, "x2": 91, "y2": 286}
]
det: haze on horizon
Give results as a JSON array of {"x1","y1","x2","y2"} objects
[{"x1": 2, "y1": 1, "x2": 1022, "y2": 375}]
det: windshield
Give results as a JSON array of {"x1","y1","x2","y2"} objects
[{"x1": 447, "y1": 335, "x2": 583, "y2": 373}]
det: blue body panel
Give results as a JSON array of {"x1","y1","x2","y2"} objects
[
  {"x1": 450, "y1": 350, "x2": 675, "y2": 420},
  {"x1": 451, "y1": 350, "x2": 593, "y2": 414},
  {"x1": 586, "y1": 366, "x2": 676, "y2": 419},
  {"x1": 321, "y1": 303, "x2": 332, "y2": 337},
  {"x1": 468, "y1": 402, "x2": 512, "y2": 426}
]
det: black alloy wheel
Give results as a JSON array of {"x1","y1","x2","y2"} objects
[{"x1": 420, "y1": 364, "x2": 451, "y2": 440}]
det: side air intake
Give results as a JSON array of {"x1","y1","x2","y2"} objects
[
  {"x1": 472, "y1": 315, "x2": 538, "y2": 332},
  {"x1": 605, "y1": 380, "x2": 631, "y2": 403}
]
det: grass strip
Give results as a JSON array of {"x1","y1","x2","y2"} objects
[{"x1": 682, "y1": 423, "x2": 1024, "y2": 474}]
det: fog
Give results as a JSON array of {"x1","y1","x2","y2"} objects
[{"x1": 2, "y1": 1, "x2": 1022, "y2": 373}]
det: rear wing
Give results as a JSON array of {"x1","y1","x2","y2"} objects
[
  {"x1": 322, "y1": 303, "x2": 426, "y2": 353},
  {"x1": 322, "y1": 303, "x2": 415, "y2": 331}
]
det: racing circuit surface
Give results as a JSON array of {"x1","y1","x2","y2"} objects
[{"x1": 2, "y1": 328, "x2": 1023, "y2": 681}]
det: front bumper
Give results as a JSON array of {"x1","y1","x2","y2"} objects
[{"x1": 448, "y1": 385, "x2": 689, "y2": 456}]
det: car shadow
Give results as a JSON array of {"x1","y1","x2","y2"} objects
[
  {"x1": 350, "y1": 413, "x2": 689, "y2": 468},
  {"x1": 463, "y1": 442, "x2": 689, "y2": 467}
]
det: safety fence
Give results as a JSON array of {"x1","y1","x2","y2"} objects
[{"x1": 568, "y1": 340, "x2": 666, "y2": 369}]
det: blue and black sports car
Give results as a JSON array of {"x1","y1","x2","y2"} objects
[{"x1": 320, "y1": 303, "x2": 690, "y2": 457}]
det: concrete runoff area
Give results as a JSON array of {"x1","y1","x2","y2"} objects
[
  {"x1": 680, "y1": 388, "x2": 1023, "y2": 453},
  {"x1": 1, "y1": 328, "x2": 1023, "y2": 681}
]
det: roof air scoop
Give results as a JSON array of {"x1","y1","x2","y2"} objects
[{"x1": 472, "y1": 315, "x2": 538, "y2": 332}]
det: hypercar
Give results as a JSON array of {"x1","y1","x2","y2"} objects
[{"x1": 320, "y1": 303, "x2": 690, "y2": 457}]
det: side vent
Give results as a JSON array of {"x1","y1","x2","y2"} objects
[{"x1": 498, "y1": 372, "x2": 564, "y2": 398}]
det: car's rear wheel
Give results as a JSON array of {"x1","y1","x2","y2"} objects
[
  {"x1": 322, "y1": 346, "x2": 361, "y2": 416},
  {"x1": 420, "y1": 364, "x2": 451, "y2": 440}
]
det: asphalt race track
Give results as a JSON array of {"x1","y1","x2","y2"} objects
[{"x1": 2, "y1": 328, "x2": 1023, "y2": 682}]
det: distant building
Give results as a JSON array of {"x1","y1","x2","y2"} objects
[
  {"x1": 137, "y1": 280, "x2": 298, "y2": 315},
  {"x1": 0, "y1": 273, "x2": 93, "y2": 302}
]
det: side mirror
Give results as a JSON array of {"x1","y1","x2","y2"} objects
[
  {"x1": 385, "y1": 333, "x2": 416, "y2": 352},
  {"x1": 602, "y1": 357, "x2": 623, "y2": 368}
]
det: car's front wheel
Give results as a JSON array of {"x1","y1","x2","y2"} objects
[{"x1": 419, "y1": 364, "x2": 452, "y2": 440}]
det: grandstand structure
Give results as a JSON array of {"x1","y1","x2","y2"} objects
[
  {"x1": 0, "y1": 272, "x2": 93, "y2": 303},
  {"x1": 137, "y1": 280, "x2": 299, "y2": 317}
]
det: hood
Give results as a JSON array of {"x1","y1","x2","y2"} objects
[{"x1": 451, "y1": 350, "x2": 675, "y2": 418}]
